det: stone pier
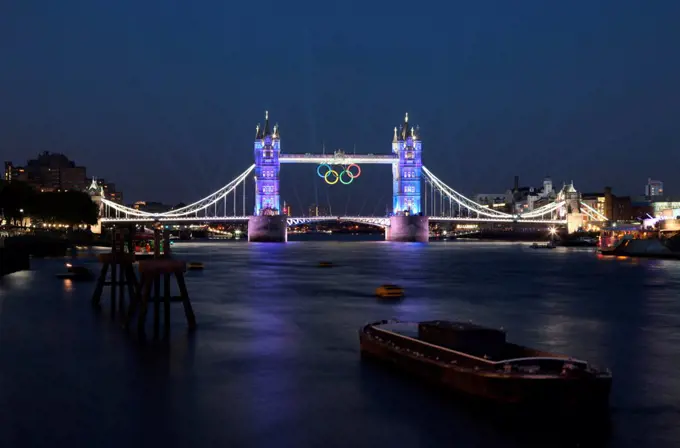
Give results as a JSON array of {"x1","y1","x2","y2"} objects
[
  {"x1": 247, "y1": 215, "x2": 288, "y2": 242},
  {"x1": 386, "y1": 215, "x2": 429, "y2": 242}
]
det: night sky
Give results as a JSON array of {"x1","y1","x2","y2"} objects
[{"x1": 2, "y1": 1, "x2": 679, "y2": 214}]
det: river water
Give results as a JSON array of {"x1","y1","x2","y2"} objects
[{"x1": 1, "y1": 236, "x2": 680, "y2": 447}]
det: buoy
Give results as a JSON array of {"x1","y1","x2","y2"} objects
[{"x1": 187, "y1": 262, "x2": 204, "y2": 270}]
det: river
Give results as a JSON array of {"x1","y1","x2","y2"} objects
[{"x1": 1, "y1": 237, "x2": 679, "y2": 447}]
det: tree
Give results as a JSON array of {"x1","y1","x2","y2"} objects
[
  {"x1": 33, "y1": 191, "x2": 99, "y2": 226},
  {"x1": 0, "y1": 180, "x2": 36, "y2": 225}
]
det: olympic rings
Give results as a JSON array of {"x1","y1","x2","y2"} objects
[
  {"x1": 339, "y1": 170, "x2": 353, "y2": 185},
  {"x1": 345, "y1": 164, "x2": 361, "y2": 179},
  {"x1": 317, "y1": 163, "x2": 362, "y2": 185},
  {"x1": 324, "y1": 169, "x2": 339, "y2": 185},
  {"x1": 317, "y1": 163, "x2": 332, "y2": 178}
]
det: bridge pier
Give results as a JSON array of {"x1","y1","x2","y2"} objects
[
  {"x1": 386, "y1": 215, "x2": 429, "y2": 243},
  {"x1": 248, "y1": 215, "x2": 288, "y2": 242}
]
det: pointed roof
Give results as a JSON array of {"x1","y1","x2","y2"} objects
[
  {"x1": 397, "y1": 113, "x2": 419, "y2": 141},
  {"x1": 400, "y1": 112, "x2": 409, "y2": 140},
  {"x1": 255, "y1": 110, "x2": 278, "y2": 140},
  {"x1": 263, "y1": 110, "x2": 271, "y2": 137},
  {"x1": 88, "y1": 177, "x2": 98, "y2": 191}
]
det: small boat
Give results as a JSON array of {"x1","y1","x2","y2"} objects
[
  {"x1": 530, "y1": 241, "x2": 556, "y2": 249},
  {"x1": 56, "y1": 263, "x2": 94, "y2": 281},
  {"x1": 318, "y1": 261, "x2": 334, "y2": 268},
  {"x1": 376, "y1": 284, "x2": 404, "y2": 299},
  {"x1": 359, "y1": 320, "x2": 611, "y2": 411},
  {"x1": 187, "y1": 262, "x2": 204, "y2": 270}
]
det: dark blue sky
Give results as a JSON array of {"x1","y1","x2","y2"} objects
[{"x1": 2, "y1": 0, "x2": 679, "y2": 214}]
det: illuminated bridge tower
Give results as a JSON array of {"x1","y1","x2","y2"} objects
[
  {"x1": 253, "y1": 111, "x2": 281, "y2": 215},
  {"x1": 386, "y1": 113, "x2": 429, "y2": 243},
  {"x1": 392, "y1": 112, "x2": 422, "y2": 215},
  {"x1": 248, "y1": 111, "x2": 288, "y2": 242}
]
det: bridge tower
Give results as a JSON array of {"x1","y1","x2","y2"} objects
[
  {"x1": 392, "y1": 113, "x2": 422, "y2": 215},
  {"x1": 253, "y1": 111, "x2": 281, "y2": 215},
  {"x1": 386, "y1": 113, "x2": 429, "y2": 242},
  {"x1": 558, "y1": 182, "x2": 584, "y2": 234},
  {"x1": 88, "y1": 177, "x2": 104, "y2": 234},
  {"x1": 249, "y1": 111, "x2": 287, "y2": 242}
]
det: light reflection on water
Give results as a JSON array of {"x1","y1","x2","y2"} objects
[{"x1": 1, "y1": 239, "x2": 680, "y2": 447}]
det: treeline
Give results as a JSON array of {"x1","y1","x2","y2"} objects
[{"x1": 0, "y1": 180, "x2": 99, "y2": 227}]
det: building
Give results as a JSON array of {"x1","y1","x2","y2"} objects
[
  {"x1": 645, "y1": 178, "x2": 663, "y2": 197},
  {"x1": 647, "y1": 197, "x2": 680, "y2": 218},
  {"x1": 581, "y1": 187, "x2": 635, "y2": 221},
  {"x1": 4, "y1": 162, "x2": 28, "y2": 183},
  {"x1": 472, "y1": 193, "x2": 511, "y2": 214},
  {"x1": 6, "y1": 152, "x2": 88, "y2": 192},
  {"x1": 26, "y1": 152, "x2": 88, "y2": 191},
  {"x1": 506, "y1": 175, "x2": 556, "y2": 214},
  {"x1": 308, "y1": 204, "x2": 329, "y2": 217},
  {"x1": 282, "y1": 201, "x2": 292, "y2": 216},
  {"x1": 132, "y1": 201, "x2": 171, "y2": 213}
]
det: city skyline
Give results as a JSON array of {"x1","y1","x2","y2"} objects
[{"x1": 1, "y1": 1, "x2": 679, "y2": 207}]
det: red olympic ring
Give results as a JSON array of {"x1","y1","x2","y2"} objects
[{"x1": 345, "y1": 164, "x2": 361, "y2": 179}]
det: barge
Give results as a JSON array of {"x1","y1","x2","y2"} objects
[
  {"x1": 599, "y1": 220, "x2": 680, "y2": 259},
  {"x1": 359, "y1": 320, "x2": 612, "y2": 411}
]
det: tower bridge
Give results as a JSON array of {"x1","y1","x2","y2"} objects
[{"x1": 98, "y1": 112, "x2": 607, "y2": 242}]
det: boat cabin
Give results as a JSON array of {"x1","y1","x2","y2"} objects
[{"x1": 132, "y1": 230, "x2": 172, "y2": 255}]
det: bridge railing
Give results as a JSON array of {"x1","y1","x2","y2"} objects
[{"x1": 101, "y1": 165, "x2": 255, "y2": 220}]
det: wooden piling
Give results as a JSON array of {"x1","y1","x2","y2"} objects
[{"x1": 91, "y1": 227, "x2": 140, "y2": 319}]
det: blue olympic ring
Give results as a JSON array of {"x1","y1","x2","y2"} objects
[{"x1": 317, "y1": 163, "x2": 332, "y2": 178}]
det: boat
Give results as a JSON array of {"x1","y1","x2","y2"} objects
[
  {"x1": 530, "y1": 241, "x2": 556, "y2": 249},
  {"x1": 56, "y1": 263, "x2": 94, "y2": 281},
  {"x1": 359, "y1": 319, "x2": 611, "y2": 411},
  {"x1": 559, "y1": 236, "x2": 598, "y2": 247},
  {"x1": 599, "y1": 220, "x2": 680, "y2": 259},
  {"x1": 375, "y1": 284, "x2": 404, "y2": 298}
]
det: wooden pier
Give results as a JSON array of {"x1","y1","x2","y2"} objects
[{"x1": 92, "y1": 223, "x2": 196, "y2": 339}]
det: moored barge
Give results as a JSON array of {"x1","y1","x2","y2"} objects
[{"x1": 359, "y1": 320, "x2": 612, "y2": 410}]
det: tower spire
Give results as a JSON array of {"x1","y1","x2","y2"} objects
[
  {"x1": 263, "y1": 110, "x2": 271, "y2": 136},
  {"x1": 393, "y1": 126, "x2": 398, "y2": 143},
  {"x1": 401, "y1": 112, "x2": 409, "y2": 140}
]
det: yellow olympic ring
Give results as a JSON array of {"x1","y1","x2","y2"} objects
[{"x1": 324, "y1": 169, "x2": 339, "y2": 185}]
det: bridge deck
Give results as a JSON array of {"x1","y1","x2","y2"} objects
[
  {"x1": 279, "y1": 154, "x2": 397, "y2": 164},
  {"x1": 100, "y1": 216, "x2": 567, "y2": 225}
]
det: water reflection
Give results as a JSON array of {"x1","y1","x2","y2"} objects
[
  {"x1": 1, "y1": 242, "x2": 680, "y2": 447},
  {"x1": 62, "y1": 279, "x2": 73, "y2": 293}
]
